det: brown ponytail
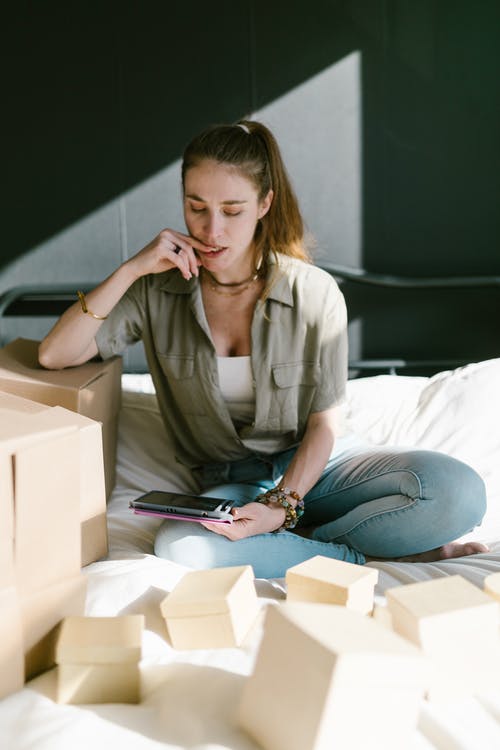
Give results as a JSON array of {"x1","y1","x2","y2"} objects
[{"x1": 181, "y1": 119, "x2": 312, "y2": 275}]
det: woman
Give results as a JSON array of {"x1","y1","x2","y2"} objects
[{"x1": 39, "y1": 119, "x2": 488, "y2": 578}]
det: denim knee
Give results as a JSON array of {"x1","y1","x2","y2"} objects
[{"x1": 406, "y1": 450, "x2": 486, "y2": 534}]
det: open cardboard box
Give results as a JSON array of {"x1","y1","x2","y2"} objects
[{"x1": 0, "y1": 338, "x2": 121, "y2": 497}]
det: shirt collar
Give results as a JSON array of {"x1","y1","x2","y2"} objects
[{"x1": 265, "y1": 252, "x2": 294, "y2": 306}]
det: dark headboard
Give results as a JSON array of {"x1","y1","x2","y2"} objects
[
  {"x1": 1, "y1": 267, "x2": 499, "y2": 376},
  {"x1": 321, "y1": 265, "x2": 500, "y2": 377}
]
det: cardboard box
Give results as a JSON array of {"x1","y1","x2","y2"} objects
[
  {"x1": 0, "y1": 409, "x2": 82, "y2": 593},
  {"x1": 286, "y1": 556, "x2": 379, "y2": 615},
  {"x1": 0, "y1": 338, "x2": 121, "y2": 497},
  {"x1": 0, "y1": 451, "x2": 15, "y2": 590},
  {"x1": 386, "y1": 575, "x2": 500, "y2": 700},
  {"x1": 0, "y1": 587, "x2": 24, "y2": 699},
  {"x1": 0, "y1": 392, "x2": 108, "y2": 566},
  {"x1": 55, "y1": 615, "x2": 143, "y2": 703},
  {"x1": 160, "y1": 566, "x2": 259, "y2": 649},
  {"x1": 0, "y1": 398, "x2": 89, "y2": 687},
  {"x1": 22, "y1": 575, "x2": 87, "y2": 680},
  {"x1": 484, "y1": 572, "x2": 500, "y2": 602},
  {"x1": 238, "y1": 603, "x2": 428, "y2": 750},
  {"x1": 38, "y1": 405, "x2": 107, "y2": 567}
]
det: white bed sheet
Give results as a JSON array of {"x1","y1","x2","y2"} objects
[{"x1": 3, "y1": 363, "x2": 500, "y2": 750}]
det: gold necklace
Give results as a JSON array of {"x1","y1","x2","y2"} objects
[
  {"x1": 203, "y1": 268, "x2": 259, "y2": 287},
  {"x1": 202, "y1": 268, "x2": 260, "y2": 296}
]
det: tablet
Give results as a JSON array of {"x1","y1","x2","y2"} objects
[{"x1": 129, "y1": 490, "x2": 234, "y2": 524}]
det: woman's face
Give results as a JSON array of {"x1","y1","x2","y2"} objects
[{"x1": 183, "y1": 159, "x2": 272, "y2": 280}]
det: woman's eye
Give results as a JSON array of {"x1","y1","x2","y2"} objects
[
  {"x1": 190, "y1": 206, "x2": 205, "y2": 213},
  {"x1": 224, "y1": 211, "x2": 242, "y2": 217}
]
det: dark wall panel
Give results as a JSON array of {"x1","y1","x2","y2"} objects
[
  {"x1": 359, "y1": 0, "x2": 500, "y2": 274},
  {"x1": 117, "y1": 3, "x2": 251, "y2": 189},
  {"x1": 3, "y1": 2, "x2": 121, "y2": 270},
  {"x1": 2, "y1": 1, "x2": 252, "y2": 272}
]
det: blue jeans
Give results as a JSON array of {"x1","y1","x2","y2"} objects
[{"x1": 154, "y1": 435, "x2": 486, "y2": 578}]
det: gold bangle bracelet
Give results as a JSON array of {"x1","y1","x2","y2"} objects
[{"x1": 77, "y1": 291, "x2": 108, "y2": 321}]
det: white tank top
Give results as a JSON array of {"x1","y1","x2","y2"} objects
[{"x1": 216, "y1": 355, "x2": 255, "y2": 424}]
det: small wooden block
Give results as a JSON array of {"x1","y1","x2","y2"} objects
[
  {"x1": 55, "y1": 615, "x2": 144, "y2": 704},
  {"x1": 160, "y1": 565, "x2": 259, "y2": 649},
  {"x1": 386, "y1": 575, "x2": 500, "y2": 702},
  {"x1": 484, "y1": 572, "x2": 500, "y2": 603},
  {"x1": 386, "y1": 575, "x2": 499, "y2": 653},
  {"x1": 238, "y1": 602, "x2": 427, "y2": 750},
  {"x1": 286, "y1": 556, "x2": 379, "y2": 615}
]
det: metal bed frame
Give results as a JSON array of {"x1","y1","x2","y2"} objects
[{"x1": 1, "y1": 266, "x2": 499, "y2": 375}]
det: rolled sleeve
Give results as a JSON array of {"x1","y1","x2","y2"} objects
[{"x1": 95, "y1": 278, "x2": 145, "y2": 359}]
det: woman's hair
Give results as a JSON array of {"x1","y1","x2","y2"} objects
[{"x1": 181, "y1": 119, "x2": 312, "y2": 273}]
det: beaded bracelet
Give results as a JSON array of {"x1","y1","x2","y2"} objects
[
  {"x1": 255, "y1": 486, "x2": 304, "y2": 531},
  {"x1": 277, "y1": 485, "x2": 305, "y2": 513}
]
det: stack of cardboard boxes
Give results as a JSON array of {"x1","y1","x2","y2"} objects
[{"x1": 0, "y1": 338, "x2": 121, "y2": 700}]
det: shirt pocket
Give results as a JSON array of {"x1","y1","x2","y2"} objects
[
  {"x1": 156, "y1": 353, "x2": 206, "y2": 416},
  {"x1": 269, "y1": 361, "x2": 320, "y2": 431}
]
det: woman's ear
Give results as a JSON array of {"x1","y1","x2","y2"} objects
[{"x1": 258, "y1": 190, "x2": 274, "y2": 219}]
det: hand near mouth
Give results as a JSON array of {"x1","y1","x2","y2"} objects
[{"x1": 126, "y1": 229, "x2": 215, "y2": 281}]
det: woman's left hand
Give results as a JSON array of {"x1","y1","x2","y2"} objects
[{"x1": 200, "y1": 501, "x2": 286, "y2": 540}]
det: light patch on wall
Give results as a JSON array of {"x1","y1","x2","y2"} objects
[{"x1": 255, "y1": 51, "x2": 362, "y2": 267}]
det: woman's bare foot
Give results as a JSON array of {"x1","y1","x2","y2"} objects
[
  {"x1": 366, "y1": 541, "x2": 489, "y2": 564},
  {"x1": 433, "y1": 541, "x2": 490, "y2": 560}
]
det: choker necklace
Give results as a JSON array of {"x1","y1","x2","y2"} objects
[
  {"x1": 203, "y1": 268, "x2": 259, "y2": 287},
  {"x1": 202, "y1": 268, "x2": 261, "y2": 296}
]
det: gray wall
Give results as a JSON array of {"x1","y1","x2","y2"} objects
[{"x1": 2, "y1": 1, "x2": 499, "y2": 369}]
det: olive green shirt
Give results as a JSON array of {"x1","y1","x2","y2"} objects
[{"x1": 96, "y1": 254, "x2": 348, "y2": 468}]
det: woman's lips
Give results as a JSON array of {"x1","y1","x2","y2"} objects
[{"x1": 199, "y1": 246, "x2": 228, "y2": 258}]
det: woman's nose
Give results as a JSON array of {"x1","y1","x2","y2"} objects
[{"x1": 203, "y1": 213, "x2": 223, "y2": 242}]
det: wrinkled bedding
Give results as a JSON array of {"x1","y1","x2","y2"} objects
[{"x1": 2, "y1": 361, "x2": 500, "y2": 749}]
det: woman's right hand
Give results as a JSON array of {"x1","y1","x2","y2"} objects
[{"x1": 126, "y1": 228, "x2": 213, "y2": 281}]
